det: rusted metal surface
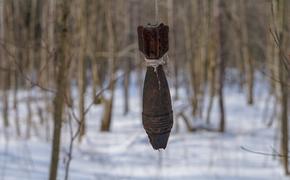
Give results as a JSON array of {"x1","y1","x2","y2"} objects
[
  {"x1": 137, "y1": 23, "x2": 173, "y2": 150},
  {"x1": 138, "y1": 23, "x2": 169, "y2": 59}
]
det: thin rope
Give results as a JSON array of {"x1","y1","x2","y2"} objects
[
  {"x1": 144, "y1": 58, "x2": 165, "y2": 72},
  {"x1": 155, "y1": 0, "x2": 159, "y2": 25}
]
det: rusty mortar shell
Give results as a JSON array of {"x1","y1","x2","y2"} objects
[{"x1": 137, "y1": 23, "x2": 173, "y2": 150}]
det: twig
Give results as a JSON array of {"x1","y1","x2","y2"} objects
[
  {"x1": 63, "y1": 72, "x2": 125, "y2": 180},
  {"x1": 64, "y1": 113, "x2": 81, "y2": 180},
  {"x1": 1, "y1": 42, "x2": 56, "y2": 93},
  {"x1": 257, "y1": 66, "x2": 290, "y2": 87},
  {"x1": 241, "y1": 146, "x2": 288, "y2": 158},
  {"x1": 269, "y1": 28, "x2": 290, "y2": 72},
  {"x1": 84, "y1": 72, "x2": 126, "y2": 115}
]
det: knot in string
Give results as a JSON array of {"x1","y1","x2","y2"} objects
[
  {"x1": 144, "y1": 56, "x2": 166, "y2": 72},
  {"x1": 144, "y1": 54, "x2": 168, "y2": 90}
]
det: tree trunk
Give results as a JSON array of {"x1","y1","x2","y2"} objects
[
  {"x1": 239, "y1": 0, "x2": 254, "y2": 105},
  {"x1": 2, "y1": 0, "x2": 13, "y2": 128},
  {"x1": 77, "y1": 0, "x2": 87, "y2": 141},
  {"x1": 217, "y1": 0, "x2": 226, "y2": 132},
  {"x1": 123, "y1": 2, "x2": 132, "y2": 116},
  {"x1": 183, "y1": 1, "x2": 198, "y2": 117},
  {"x1": 123, "y1": 61, "x2": 130, "y2": 115},
  {"x1": 167, "y1": 0, "x2": 179, "y2": 100},
  {"x1": 48, "y1": 0, "x2": 70, "y2": 179},
  {"x1": 273, "y1": 0, "x2": 289, "y2": 175},
  {"x1": 100, "y1": 0, "x2": 115, "y2": 132},
  {"x1": 2, "y1": 69, "x2": 10, "y2": 128},
  {"x1": 205, "y1": 0, "x2": 216, "y2": 124}
]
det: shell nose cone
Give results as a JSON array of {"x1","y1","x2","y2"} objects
[{"x1": 148, "y1": 132, "x2": 170, "y2": 150}]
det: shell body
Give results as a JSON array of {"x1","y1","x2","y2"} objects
[{"x1": 137, "y1": 23, "x2": 173, "y2": 150}]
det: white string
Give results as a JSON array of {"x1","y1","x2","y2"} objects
[
  {"x1": 155, "y1": 0, "x2": 159, "y2": 24},
  {"x1": 144, "y1": 55, "x2": 166, "y2": 72},
  {"x1": 144, "y1": 54, "x2": 168, "y2": 90}
]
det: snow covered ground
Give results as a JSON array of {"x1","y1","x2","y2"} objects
[{"x1": 0, "y1": 77, "x2": 288, "y2": 180}]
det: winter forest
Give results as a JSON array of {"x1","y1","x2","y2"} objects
[{"x1": 0, "y1": 0, "x2": 290, "y2": 179}]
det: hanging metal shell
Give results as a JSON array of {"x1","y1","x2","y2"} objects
[{"x1": 137, "y1": 23, "x2": 173, "y2": 150}]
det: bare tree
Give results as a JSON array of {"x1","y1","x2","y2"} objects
[
  {"x1": 239, "y1": 0, "x2": 254, "y2": 105},
  {"x1": 76, "y1": 0, "x2": 87, "y2": 141},
  {"x1": 272, "y1": 0, "x2": 289, "y2": 175},
  {"x1": 217, "y1": 0, "x2": 226, "y2": 132},
  {"x1": 100, "y1": 0, "x2": 116, "y2": 131},
  {"x1": 48, "y1": 0, "x2": 70, "y2": 179}
]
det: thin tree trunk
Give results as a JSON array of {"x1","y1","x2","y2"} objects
[
  {"x1": 25, "y1": 0, "x2": 38, "y2": 139},
  {"x1": 39, "y1": 0, "x2": 51, "y2": 141},
  {"x1": 2, "y1": 70, "x2": 10, "y2": 128},
  {"x1": 271, "y1": 0, "x2": 289, "y2": 174},
  {"x1": 2, "y1": 0, "x2": 12, "y2": 128},
  {"x1": 273, "y1": 0, "x2": 289, "y2": 175},
  {"x1": 123, "y1": 61, "x2": 130, "y2": 115},
  {"x1": 183, "y1": 1, "x2": 198, "y2": 117},
  {"x1": 167, "y1": 0, "x2": 178, "y2": 100},
  {"x1": 100, "y1": 0, "x2": 115, "y2": 131},
  {"x1": 91, "y1": 2, "x2": 103, "y2": 104},
  {"x1": 13, "y1": 69, "x2": 20, "y2": 136},
  {"x1": 10, "y1": 1, "x2": 21, "y2": 136},
  {"x1": 239, "y1": 0, "x2": 254, "y2": 105},
  {"x1": 123, "y1": 2, "x2": 131, "y2": 115},
  {"x1": 77, "y1": 0, "x2": 87, "y2": 141},
  {"x1": 48, "y1": 0, "x2": 70, "y2": 179},
  {"x1": 0, "y1": 0, "x2": 4, "y2": 129},
  {"x1": 205, "y1": 7, "x2": 216, "y2": 124},
  {"x1": 217, "y1": 0, "x2": 226, "y2": 132}
]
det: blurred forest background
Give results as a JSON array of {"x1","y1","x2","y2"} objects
[{"x1": 0, "y1": 0, "x2": 290, "y2": 180}]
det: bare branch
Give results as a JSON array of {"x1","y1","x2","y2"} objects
[{"x1": 241, "y1": 146, "x2": 288, "y2": 158}]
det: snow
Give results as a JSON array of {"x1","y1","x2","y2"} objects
[{"x1": 0, "y1": 75, "x2": 288, "y2": 180}]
